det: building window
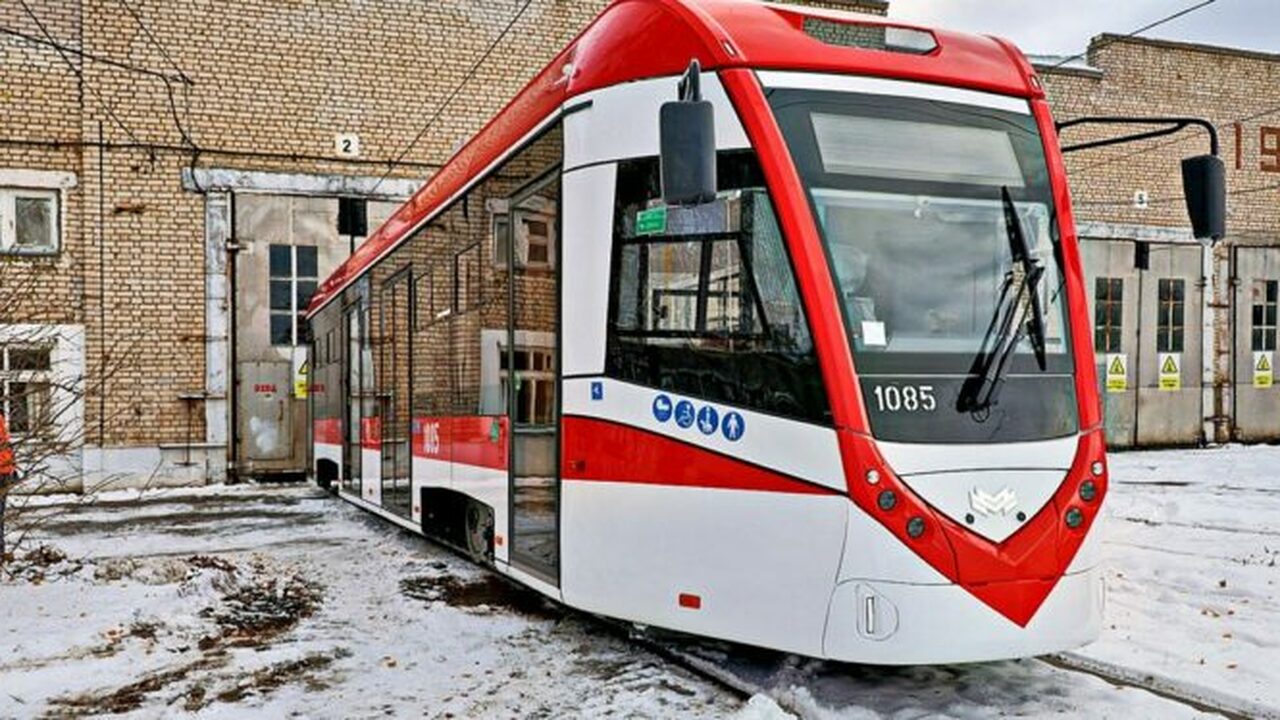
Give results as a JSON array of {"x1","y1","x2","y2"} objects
[
  {"x1": 501, "y1": 346, "x2": 554, "y2": 425},
  {"x1": 1252, "y1": 280, "x2": 1278, "y2": 352},
  {"x1": 1, "y1": 345, "x2": 52, "y2": 436},
  {"x1": 1094, "y1": 277, "x2": 1123, "y2": 353},
  {"x1": 1156, "y1": 278, "x2": 1185, "y2": 353},
  {"x1": 1, "y1": 188, "x2": 59, "y2": 255},
  {"x1": 270, "y1": 244, "x2": 319, "y2": 346},
  {"x1": 491, "y1": 196, "x2": 556, "y2": 271}
]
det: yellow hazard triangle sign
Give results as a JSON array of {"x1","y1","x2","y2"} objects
[
  {"x1": 1109, "y1": 357, "x2": 1125, "y2": 376},
  {"x1": 1259, "y1": 354, "x2": 1272, "y2": 372},
  {"x1": 1161, "y1": 356, "x2": 1178, "y2": 374}
]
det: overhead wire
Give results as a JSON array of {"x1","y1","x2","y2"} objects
[
  {"x1": 370, "y1": 0, "x2": 537, "y2": 194},
  {"x1": 16, "y1": 0, "x2": 147, "y2": 150},
  {"x1": 1046, "y1": 0, "x2": 1221, "y2": 70}
]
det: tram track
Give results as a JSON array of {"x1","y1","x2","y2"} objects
[
  {"x1": 1040, "y1": 652, "x2": 1277, "y2": 720},
  {"x1": 428, "y1": 542, "x2": 1276, "y2": 720}
]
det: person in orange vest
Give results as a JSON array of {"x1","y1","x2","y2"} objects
[{"x1": 0, "y1": 411, "x2": 14, "y2": 559}]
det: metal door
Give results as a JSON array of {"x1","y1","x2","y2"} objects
[
  {"x1": 1081, "y1": 240, "x2": 1139, "y2": 448},
  {"x1": 238, "y1": 362, "x2": 292, "y2": 461},
  {"x1": 233, "y1": 195, "x2": 343, "y2": 477},
  {"x1": 1232, "y1": 246, "x2": 1280, "y2": 442},
  {"x1": 1134, "y1": 245, "x2": 1203, "y2": 446}
]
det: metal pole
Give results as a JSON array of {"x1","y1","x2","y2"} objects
[{"x1": 98, "y1": 121, "x2": 106, "y2": 457}]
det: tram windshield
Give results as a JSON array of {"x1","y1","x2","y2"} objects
[{"x1": 769, "y1": 85, "x2": 1078, "y2": 443}]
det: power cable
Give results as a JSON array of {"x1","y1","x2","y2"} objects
[
  {"x1": 111, "y1": 0, "x2": 198, "y2": 151},
  {"x1": 1, "y1": 25, "x2": 182, "y2": 82},
  {"x1": 371, "y1": 0, "x2": 536, "y2": 194},
  {"x1": 1074, "y1": 102, "x2": 1280, "y2": 174},
  {"x1": 112, "y1": 0, "x2": 192, "y2": 86},
  {"x1": 16, "y1": 0, "x2": 147, "y2": 150},
  {"x1": 1046, "y1": 0, "x2": 1221, "y2": 70}
]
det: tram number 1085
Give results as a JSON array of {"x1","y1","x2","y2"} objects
[{"x1": 871, "y1": 384, "x2": 938, "y2": 413}]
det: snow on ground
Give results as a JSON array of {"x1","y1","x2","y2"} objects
[
  {"x1": 1083, "y1": 445, "x2": 1280, "y2": 710},
  {"x1": 0, "y1": 444, "x2": 1277, "y2": 718},
  {"x1": 0, "y1": 487, "x2": 738, "y2": 718}
]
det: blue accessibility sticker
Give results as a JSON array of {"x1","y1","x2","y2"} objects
[
  {"x1": 674, "y1": 400, "x2": 696, "y2": 429},
  {"x1": 697, "y1": 405, "x2": 719, "y2": 435},
  {"x1": 721, "y1": 412, "x2": 746, "y2": 442},
  {"x1": 652, "y1": 394, "x2": 674, "y2": 423},
  {"x1": 591, "y1": 381, "x2": 604, "y2": 401}
]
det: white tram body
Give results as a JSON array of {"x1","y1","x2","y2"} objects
[{"x1": 307, "y1": 0, "x2": 1115, "y2": 664}]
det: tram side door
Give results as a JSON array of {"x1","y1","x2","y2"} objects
[
  {"x1": 507, "y1": 168, "x2": 562, "y2": 583},
  {"x1": 343, "y1": 303, "x2": 363, "y2": 495}
]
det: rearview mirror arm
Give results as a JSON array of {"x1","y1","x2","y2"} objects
[{"x1": 1056, "y1": 116, "x2": 1219, "y2": 157}]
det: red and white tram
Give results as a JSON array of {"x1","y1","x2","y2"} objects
[{"x1": 306, "y1": 0, "x2": 1224, "y2": 664}]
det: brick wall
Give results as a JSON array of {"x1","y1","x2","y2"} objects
[{"x1": 1043, "y1": 36, "x2": 1280, "y2": 238}]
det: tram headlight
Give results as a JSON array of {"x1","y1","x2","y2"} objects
[
  {"x1": 1065, "y1": 507, "x2": 1085, "y2": 529},
  {"x1": 1080, "y1": 480, "x2": 1098, "y2": 503},
  {"x1": 1091, "y1": 461, "x2": 1105, "y2": 477},
  {"x1": 906, "y1": 516, "x2": 926, "y2": 539},
  {"x1": 877, "y1": 490, "x2": 897, "y2": 511},
  {"x1": 866, "y1": 469, "x2": 881, "y2": 485}
]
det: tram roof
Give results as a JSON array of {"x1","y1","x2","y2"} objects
[{"x1": 308, "y1": 0, "x2": 1041, "y2": 316}]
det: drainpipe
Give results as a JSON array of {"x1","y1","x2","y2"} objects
[{"x1": 1201, "y1": 240, "x2": 1216, "y2": 445}]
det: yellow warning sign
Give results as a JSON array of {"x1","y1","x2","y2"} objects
[
  {"x1": 1255, "y1": 351, "x2": 1274, "y2": 389},
  {"x1": 294, "y1": 360, "x2": 310, "y2": 399},
  {"x1": 1158, "y1": 353, "x2": 1181, "y2": 391},
  {"x1": 1105, "y1": 353, "x2": 1128, "y2": 393}
]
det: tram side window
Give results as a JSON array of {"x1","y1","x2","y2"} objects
[
  {"x1": 606, "y1": 153, "x2": 829, "y2": 424},
  {"x1": 1156, "y1": 279, "x2": 1185, "y2": 353},
  {"x1": 1094, "y1": 277, "x2": 1123, "y2": 353},
  {"x1": 1252, "y1": 280, "x2": 1278, "y2": 352}
]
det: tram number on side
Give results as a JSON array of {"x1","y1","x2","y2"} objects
[{"x1": 871, "y1": 385, "x2": 938, "y2": 413}]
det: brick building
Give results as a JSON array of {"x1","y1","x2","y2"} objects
[
  {"x1": 1037, "y1": 36, "x2": 1280, "y2": 447},
  {"x1": 0, "y1": 0, "x2": 886, "y2": 490},
  {"x1": 6, "y1": 1, "x2": 1278, "y2": 491}
]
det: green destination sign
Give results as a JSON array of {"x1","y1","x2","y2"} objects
[{"x1": 636, "y1": 206, "x2": 668, "y2": 236}]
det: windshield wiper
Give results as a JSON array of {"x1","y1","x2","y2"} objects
[{"x1": 956, "y1": 187, "x2": 1049, "y2": 414}]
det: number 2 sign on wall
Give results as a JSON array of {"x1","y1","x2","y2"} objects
[{"x1": 334, "y1": 133, "x2": 362, "y2": 159}]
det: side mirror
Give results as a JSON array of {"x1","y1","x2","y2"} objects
[
  {"x1": 1182, "y1": 154, "x2": 1226, "y2": 242},
  {"x1": 660, "y1": 60, "x2": 717, "y2": 206}
]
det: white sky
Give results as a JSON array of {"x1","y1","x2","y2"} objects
[{"x1": 887, "y1": 0, "x2": 1276, "y2": 57}]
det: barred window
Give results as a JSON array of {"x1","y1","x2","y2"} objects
[
  {"x1": 1093, "y1": 277, "x2": 1123, "y2": 353},
  {"x1": 1156, "y1": 279, "x2": 1185, "y2": 353},
  {"x1": 1252, "y1": 280, "x2": 1278, "y2": 352},
  {"x1": 1, "y1": 345, "x2": 53, "y2": 436},
  {"x1": 270, "y1": 245, "x2": 319, "y2": 346}
]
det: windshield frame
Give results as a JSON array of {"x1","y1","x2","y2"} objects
[{"x1": 764, "y1": 74, "x2": 1080, "y2": 443}]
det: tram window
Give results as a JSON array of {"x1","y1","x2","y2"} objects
[
  {"x1": 492, "y1": 213, "x2": 512, "y2": 269},
  {"x1": 1252, "y1": 280, "x2": 1278, "y2": 352},
  {"x1": 1094, "y1": 277, "x2": 1123, "y2": 353},
  {"x1": 1156, "y1": 279, "x2": 1185, "y2": 354},
  {"x1": 606, "y1": 154, "x2": 829, "y2": 424},
  {"x1": 501, "y1": 346, "x2": 554, "y2": 425},
  {"x1": 456, "y1": 244, "x2": 482, "y2": 311},
  {"x1": 414, "y1": 271, "x2": 431, "y2": 331}
]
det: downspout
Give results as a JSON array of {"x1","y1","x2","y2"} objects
[{"x1": 1201, "y1": 239, "x2": 1216, "y2": 445}]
